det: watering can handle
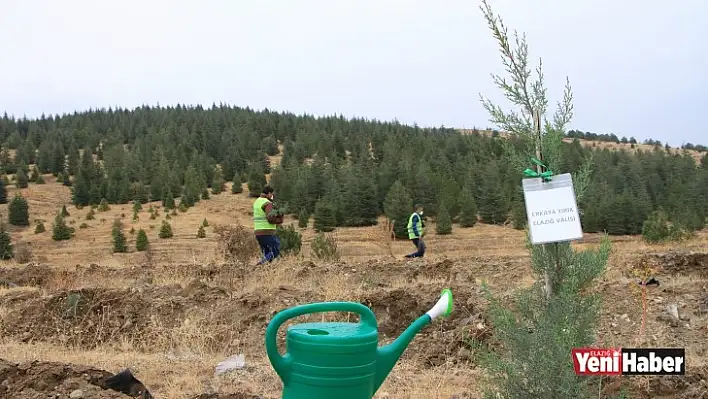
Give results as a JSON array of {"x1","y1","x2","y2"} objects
[{"x1": 264, "y1": 302, "x2": 377, "y2": 383}]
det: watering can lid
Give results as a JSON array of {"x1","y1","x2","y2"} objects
[{"x1": 287, "y1": 321, "x2": 377, "y2": 344}]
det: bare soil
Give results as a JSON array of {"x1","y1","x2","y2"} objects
[{"x1": 1, "y1": 246, "x2": 707, "y2": 398}]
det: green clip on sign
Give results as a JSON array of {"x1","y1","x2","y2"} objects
[{"x1": 523, "y1": 157, "x2": 553, "y2": 182}]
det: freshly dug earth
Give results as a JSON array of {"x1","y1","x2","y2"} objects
[
  {"x1": 1, "y1": 250, "x2": 707, "y2": 398},
  {"x1": 0, "y1": 359, "x2": 267, "y2": 399},
  {"x1": 0, "y1": 260, "x2": 493, "y2": 368},
  {"x1": 0, "y1": 359, "x2": 130, "y2": 398}
]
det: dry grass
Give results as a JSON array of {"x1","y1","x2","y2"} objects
[{"x1": 0, "y1": 169, "x2": 707, "y2": 398}]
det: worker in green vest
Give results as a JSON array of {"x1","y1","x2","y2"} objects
[
  {"x1": 404, "y1": 204, "x2": 426, "y2": 258},
  {"x1": 253, "y1": 185, "x2": 284, "y2": 265}
]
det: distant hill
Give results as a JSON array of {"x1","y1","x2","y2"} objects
[
  {"x1": 457, "y1": 128, "x2": 706, "y2": 163},
  {"x1": 0, "y1": 105, "x2": 705, "y2": 240}
]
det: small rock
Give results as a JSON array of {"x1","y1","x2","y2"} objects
[
  {"x1": 667, "y1": 304, "x2": 680, "y2": 321},
  {"x1": 70, "y1": 389, "x2": 83, "y2": 398}
]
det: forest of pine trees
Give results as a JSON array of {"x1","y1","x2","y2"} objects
[{"x1": 0, "y1": 105, "x2": 706, "y2": 238}]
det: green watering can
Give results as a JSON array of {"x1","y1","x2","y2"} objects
[{"x1": 265, "y1": 289, "x2": 454, "y2": 399}]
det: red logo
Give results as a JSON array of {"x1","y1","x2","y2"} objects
[
  {"x1": 572, "y1": 347, "x2": 685, "y2": 376},
  {"x1": 572, "y1": 348, "x2": 622, "y2": 376}
]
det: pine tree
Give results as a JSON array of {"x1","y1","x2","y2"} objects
[
  {"x1": 298, "y1": 208, "x2": 309, "y2": 228},
  {"x1": 60, "y1": 205, "x2": 70, "y2": 217},
  {"x1": 71, "y1": 170, "x2": 91, "y2": 206},
  {"x1": 34, "y1": 221, "x2": 46, "y2": 234},
  {"x1": 0, "y1": 226, "x2": 13, "y2": 260},
  {"x1": 181, "y1": 166, "x2": 201, "y2": 207},
  {"x1": 231, "y1": 173, "x2": 243, "y2": 194},
  {"x1": 605, "y1": 189, "x2": 629, "y2": 235},
  {"x1": 211, "y1": 168, "x2": 225, "y2": 194},
  {"x1": 111, "y1": 219, "x2": 128, "y2": 253},
  {"x1": 62, "y1": 170, "x2": 72, "y2": 186},
  {"x1": 474, "y1": 3, "x2": 611, "y2": 397},
  {"x1": 159, "y1": 220, "x2": 173, "y2": 238},
  {"x1": 247, "y1": 166, "x2": 267, "y2": 198},
  {"x1": 196, "y1": 225, "x2": 206, "y2": 238},
  {"x1": 339, "y1": 163, "x2": 378, "y2": 227},
  {"x1": 29, "y1": 167, "x2": 39, "y2": 183},
  {"x1": 457, "y1": 184, "x2": 478, "y2": 228},
  {"x1": 67, "y1": 144, "x2": 80, "y2": 175},
  {"x1": 135, "y1": 229, "x2": 149, "y2": 251},
  {"x1": 262, "y1": 135, "x2": 279, "y2": 156},
  {"x1": 477, "y1": 160, "x2": 508, "y2": 224},
  {"x1": 435, "y1": 202, "x2": 452, "y2": 235},
  {"x1": 642, "y1": 209, "x2": 670, "y2": 243},
  {"x1": 132, "y1": 182, "x2": 150, "y2": 203},
  {"x1": 0, "y1": 178, "x2": 6, "y2": 204},
  {"x1": 15, "y1": 169, "x2": 28, "y2": 189},
  {"x1": 98, "y1": 198, "x2": 110, "y2": 212},
  {"x1": 8, "y1": 194, "x2": 29, "y2": 227},
  {"x1": 313, "y1": 199, "x2": 337, "y2": 232},
  {"x1": 383, "y1": 180, "x2": 414, "y2": 239},
  {"x1": 52, "y1": 214, "x2": 72, "y2": 241},
  {"x1": 412, "y1": 164, "x2": 436, "y2": 214},
  {"x1": 510, "y1": 196, "x2": 527, "y2": 230},
  {"x1": 162, "y1": 187, "x2": 175, "y2": 209},
  {"x1": 132, "y1": 199, "x2": 142, "y2": 213}
]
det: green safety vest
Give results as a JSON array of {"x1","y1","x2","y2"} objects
[
  {"x1": 253, "y1": 197, "x2": 276, "y2": 231},
  {"x1": 407, "y1": 212, "x2": 423, "y2": 239}
]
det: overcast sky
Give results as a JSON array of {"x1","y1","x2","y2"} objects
[{"x1": 1, "y1": 0, "x2": 706, "y2": 146}]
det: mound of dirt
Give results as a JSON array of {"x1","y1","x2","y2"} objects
[
  {"x1": 644, "y1": 251, "x2": 708, "y2": 276},
  {"x1": 0, "y1": 282, "x2": 231, "y2": 349},
  {"x1": 360, "y1": 283, "x2": 490, "y2": 367},
  {"x1": 0, "y1": 359, "x2": 131, "y2": 398},
  {"x1": 0, "y1": 359, "x2": 266, "y2": 399},
  {"x1": 0, "y1": 263, "x2": 54, "y2": 287},
  {"x1": 0, "y1": 280, "x2": 321, "y2": 354},
  {"x1": 636, "y1": 366, "x2": 708, "y2": 399}
]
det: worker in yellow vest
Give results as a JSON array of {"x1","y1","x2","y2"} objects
[
  {"x1": 404, "y1": 204, "x2": 426, "y2": 258},
  {"x1": 253, "y1": 186, "x2": 284, "y2": 265}
]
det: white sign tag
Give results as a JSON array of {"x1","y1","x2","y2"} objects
[{"x1": 522, "y1": 172, "x2": 583, "y2": 245}]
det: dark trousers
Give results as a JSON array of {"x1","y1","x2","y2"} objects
[
  {"x1": 405, "y1": 237, "x2": 425, "y2": 258},
  {"x1": 256, "y1": 234, "x2": 281, "y2": 265}
]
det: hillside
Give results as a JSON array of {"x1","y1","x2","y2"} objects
[
  {"x1": 0, "y1": 148, "x2": 530, "y2": 268},
  {"x1": 0, "y1": 162, "x2": 707, "y2": 398},
  {"x1": 0, "y1": 107, "x2": 707, "y2": 398},
  {"x1": 1, "y1": 105, "x2": 705, "y2": 242}
]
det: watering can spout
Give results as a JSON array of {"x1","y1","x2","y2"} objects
[{"x1": 373, "y1": 289, "x2": 453, "y2": 393}]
